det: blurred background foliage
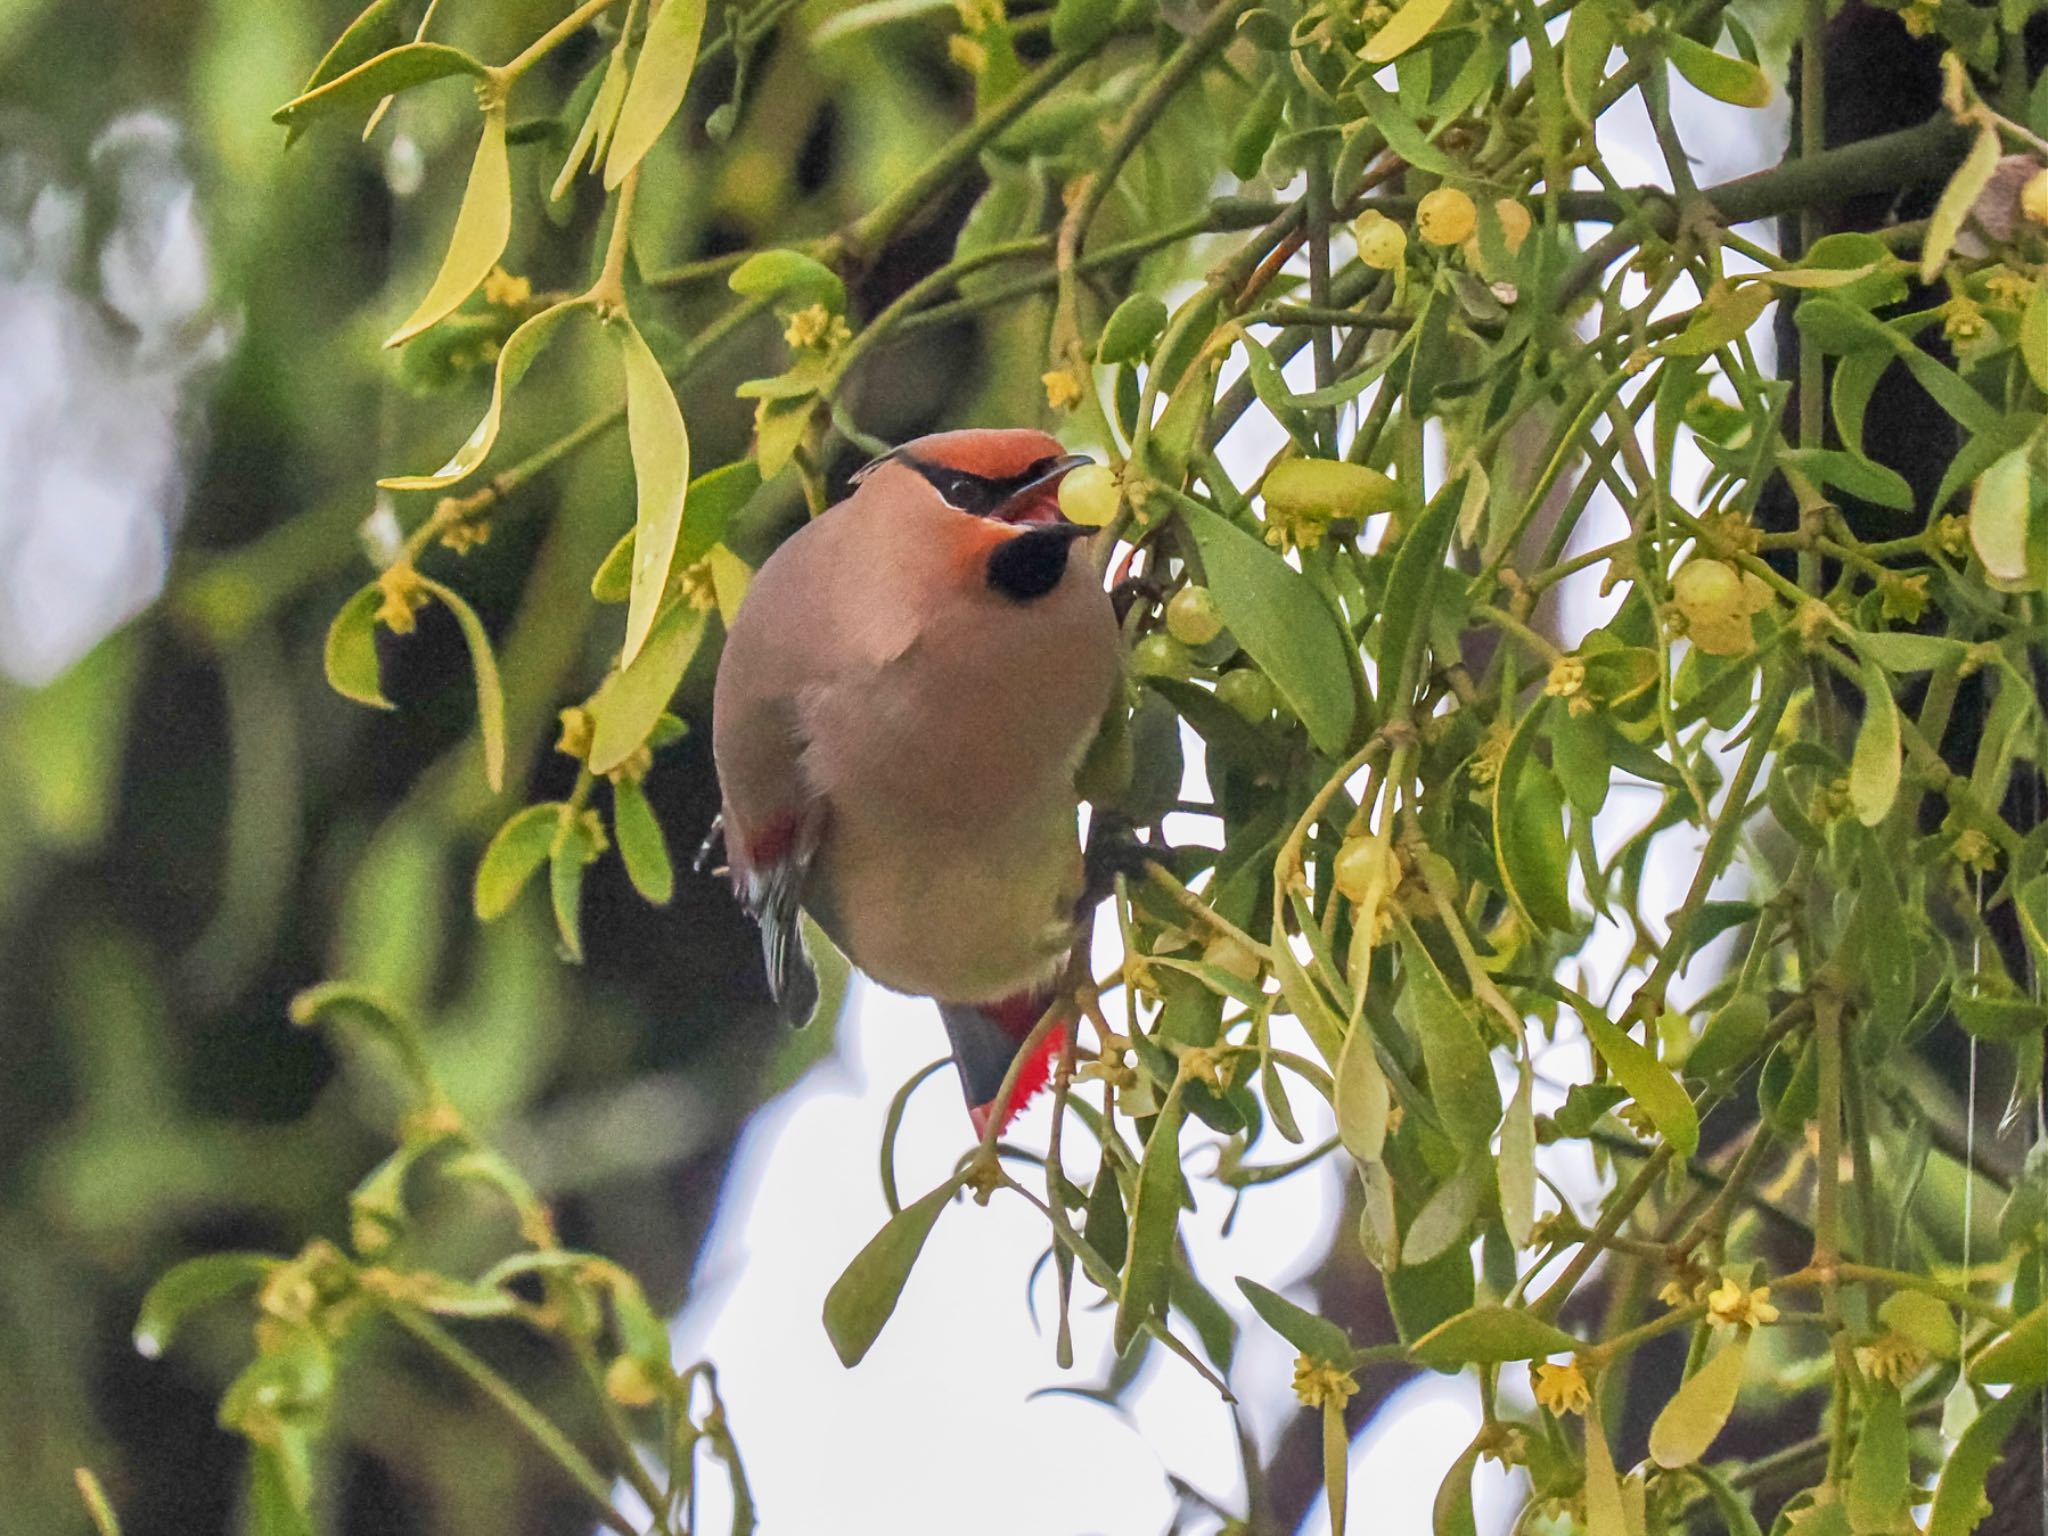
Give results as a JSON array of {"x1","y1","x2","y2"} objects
[{"x1": 0, "y1": 1, "x2": 1017, "y2": 1529}]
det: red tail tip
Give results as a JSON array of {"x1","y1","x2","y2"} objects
[{"x1": 970, "y1": 1022, "x2": 1067, "y2": 1137}]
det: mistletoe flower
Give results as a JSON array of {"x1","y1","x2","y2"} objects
[
  {"x1": 1707, "y1": 1277, "x2": 1778, "y2": 1329},
  {"x1": 1530, "y1": 1359, "x2": 1591, "y2": 1416}
]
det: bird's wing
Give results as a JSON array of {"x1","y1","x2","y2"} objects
[{"x1": 731, "y1": 805, "x2": 826, "y2": 1027}]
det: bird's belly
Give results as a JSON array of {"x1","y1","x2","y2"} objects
[{"x1": 808, "y1": 809, "x2": 1083, "y2": 1004}]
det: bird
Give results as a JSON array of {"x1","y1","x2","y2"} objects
[{"x1": 711, "y1": 427, "x2": 1122, "y2": 1134}]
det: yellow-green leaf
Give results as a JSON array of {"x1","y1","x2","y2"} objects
[
  {"x1": 823, "y1": 1175, "x2": 961, "y2": 1366},
  {"x1": 612, "y1": 777, "x2": 673, "y2": 904},
  {"x1": 473, "y1": 803, "x2": 565, "y2": 920},
  {"x1": 553, "y1": 42, "x2": 630, "y2": 200},
  {"x1": 549, "y1": 812, "x2": 601, "y2": 961},
  {"x1": 1581, "y1": 1006, "x2": 1698, "y2": 1157},
  {"x1": 272, "y1": 41, "x2": 487, "y2": 132},
  {"x1": 1969, "y1": 1298, "x2": 2048, "y2": 1387},
  {"x1": 1237, "y1": 1277, "x2": 1354, "y2": 1363},
  {"x1": 590, "y1": 605, "x2": 706, "y2": 774},
  {"x1": 1667, "y1": 33, "x2": 1770, "y2": 108},
  {"x1": 381, "y1": 300, "x2": 584, "y2": 491},
  {"x1": 1921, "y1": 123, "x2": 1999, "y2": 284},
  {"x1": 1334, "y1": 1018, "x2": 1390, "y2": 1165},
  {"x1": 385, "y1": 104, "x2": 512, "y2": 348},
  {"x1": 285, "y1": 0, "x2": 402, "y2": 147},
  {"x1": 415, "y1": 576, "x2": 506, "y2": 793},
  {"x1": 1499, "y1": 1060, "x2": 1535, "y2": 1248},
  {"x1": 324, "y1": 583, "x2": 392, "y2": 709},
  {"x1": 134, "y1": 1254, "x2": 276, "y2": 1359},
  {"x1": 1928, "y1": 1387, "x2": 2029, "y2": 1536},
  {"x1": 1662, "y1": 282, "x2": 1772, "y2": 357},
  {"x1": 1363, "y1": 0, "x2": 1455, "y2": 64},
  {"x1": 1410, "y1": 1304, "x2": 1577, "y2": 1369},
  {"x1": 1494, "y1": 702, "x2": 1574, "y2": 931},
  {"x1": 1848, "y1": 655, "x2": 1901, "y2": 826},
  {"x1": 1432, "y1": 1432, "x2": 1483, "y2": 1536},
  {"x1": 2022, "y1": 284, "x2": 2048, "y2": 393},
  {"x1": 1050, "y1": 0, "x2": 1119, "y2": 54},
  {"x1": 1115, "y1": 1079, "x2": 1187, "y2": 1353},
  {"x1": 1877, "y1": 1290, "x2": 1959, "y2": 1359},
  {"x1": 1561, "y1": 0, "x2": 1617, "y2": 124},
  {"x1": 616, "y1": 318, "x2": 692, "y2": 669},
  {"x1": 1847, "y1": 1383, "x2": 1909, "y2": 1535},
  {"x1": 1969, "y1": 445, "x2": 2048, "y2": 589},
  {"x1": 728, "y1": 248, "x2": 847, "y2": 314},
  {"x1": 1649, "y1": 1331, "x2": 1747, "y2": 1467},
  {"x1": 1401, "y1": 1162, "x2": 1481, "y2": 1268},
  {"x1": 1583, "y1": 1409, "x2": 1627, "y2": 1536},
  {"x1": 604, "y1": 0, "x2": 708, "y2": 189},
  {"x1": 1322, "y1": 1398, "x2": 1350, "y2": 1536}
]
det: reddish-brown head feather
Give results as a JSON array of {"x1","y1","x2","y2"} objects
[{"x1": 903, "y1": 427, "x2": 1068, "y2": 479}]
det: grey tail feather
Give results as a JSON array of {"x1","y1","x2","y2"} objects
[
  {"x1": 757, "y1": 863, "x2": 819, "y2": 1027},
  {"x1": 938, "y1": 1003, "x2": 1023, "y2": 1111}
]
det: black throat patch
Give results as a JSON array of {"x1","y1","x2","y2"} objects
[{"x1": 985, "y1": 524, "x2": 1089, "y2": 602}]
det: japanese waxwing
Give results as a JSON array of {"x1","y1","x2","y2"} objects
[{"x1": 712, "y1": 428, "x2": 1121, "y2": 1133}]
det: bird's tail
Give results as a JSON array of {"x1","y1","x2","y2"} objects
[{"x1": 938, "y1": 991, "x2": 1067, "y2": 1136}]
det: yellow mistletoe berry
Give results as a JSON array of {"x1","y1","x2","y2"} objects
[
  {"x1": 1353, "y1": 209, "x2": 1408, "y2": 270},
  {"x1": 1493, "y1": 198, "x2": 1533, "y2": 253},
  {"x1": 1416, "y1": 187, "x2": 1478, "y2": 247},
  {"x1": 2024, "y1": 168, "x2": 2048, "y2": 226},
  {"x1": 1058, "y1": 462, "x2": 1120, "y2": 526}
]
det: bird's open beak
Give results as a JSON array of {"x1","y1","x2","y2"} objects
[{"x1": 994, "y1": 453, "x2": 1094, "y2": 524}]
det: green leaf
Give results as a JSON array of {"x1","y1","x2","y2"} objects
[
  {"x1": 1237, "y1": 1277, "x2": 1354, "y2": 1363},
  {"x1": 1562, "y1": 0, "x2": 1618, "y2": 123},
  {"x1": 1085, "y1": 1157, "x2": 1128, "y2": 1270},
  {"x1": 414, "y1": 577, "x2": 506, "y2": 793},
  {"x1": 611, "y1": 778, "x2": 674, "y2": 903},
  {"x1": 1115, "y1": 1082, "x2": 1188, "y2": 1352},
  {"x1": 324, "y1": 584, "x2": 392, "y2": 709},
  {"x1": 1396, "y1": 931, "x2": 1502, "y2": 1151},
  {"x1": 1667, "y1": 33, "x2": 1770, "y2": 107},
  {"x1": 246, "y1": 1443, "x2": 315, "y2": 1536},
  {"x1": 1335, "y1": 1019, "x2": 1391, "y2": 1165},
  {"x1": 1363, "y1": 0, "x2": 1455, "y2": 63},
  {"x1": 1402, "y1": 1161, "x2": 1481, "y2": 1268},
  {"x1": 1051, "y1": 0, "x2": 1119, "y2": 56},
  {"x1": 1848, "y1": 655, "x2": 1901, "y2": 826},
  {"x1": 1689, "y1": 992, "x2": 1768, "y2": 1081},
  {"x1": 2018, "y1": 875, "x2": 2048, "y2": 970},
  {"x1": 1661, "y1": 281, "x2": 1772, "y2": 357},
  {"x1": 1580, "y1": 1006, "x2": 1699, "y2": 1157},
  {"x1": 811, "y1": 0, "x2": 955, "y2": 47},
  {"x1": 1177, "y1": 502, "x2": 1356, "y2": 755},
  {"x1": 1690, "y1": 1465, "x2": 1766, "y2": 1536},
  {"x1": 1850, "y1": 630, "x2": 1969, "y2": 674},
  {"x1": 134, "y1": 1254, "x2": 276, "y2": 1358},
  {"x1": 616, "y1": 318, "x2": 693, "y2": 669},
  {"x1": 1877, "y1": 1290, "x2": 1959, "y2": 1358},
  {"x1": 1969, "y1": 1298, "x2": 2048, "y2": 1387},
  {"x1": 1928, "y1": 1386, "x2": 2029, "y2": 1536},
  {"x1": 1494, "y1": 715, "x2": 1573, "y2": 933},
  {"x1": 549, "y1": 812, "x2": 600, "y2": 962},
  {"x1": 1648, "y1": 1331, "x2": 1747, "y2": 1467},
  {"x1": 473, "y1": 803, "x2": 566, "y2": 920},
  {"x1": 1375, "y1": 485, "x2": 1459, "y2": 700},
  {"x1": 1831, "y1": 349, "x2": 1887, "y2": 452},
  {"x1": 604, "y1": 0, "x2": 708, "y2": 188},
  {"x1": 589, "y1": 605, "x2": 706, "y2": 774},
  {"x1": 1779, "y1": 447, "x2": 1913, "y2": 511},
  {"x1": 822, "y1": 1175, "x2": 961, "y2": 1366},
  {"x1": 1953, "y1": 987, "x2": 2048, "y2": 1040},
  {"x1": 381, "y1": 301, "x2": 585, "y2": 490},
  {"x1": 1499, "y1": 1061, "x2": 1535, "y2": 1248},
  {"x1": 272, "y1": 41, "x2": 487, "y2": 132},
  {"x1": 288, "y1": 982, "x2": 439, "y2": 1097},
  {"x1": 1098, "y1": 293, "x2": 1170, "y2": 365},
  {"x1": 1922, "y1": 122, "x2": 2000, "y2": 284},
  {"x1": 385, "y1": 105, "x2": 511, "y2": 348},
  {"x1": 1410, "y1": 1303, "x2": 1577, "y2": 1369},
  {"x1": 2022, "y1": 285, "x2": 2048, "y2": 393},
  {"x1": 1348, "y1": 73, "x2": 1461, "y2": 175},
  {"x1": 727, "y1": 248, "x2": 846, "y2": 314},
  {"x1": 1847, "y1": 1382, "x2": 1909, "y2": 1535},
  {"x1": 1432, "y1": 1432, "x2": 1482, "y2": 1536}
]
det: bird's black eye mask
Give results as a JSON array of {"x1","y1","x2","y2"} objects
[{"x1": 854, "y1": 451, "x2": 1074, "y2": 518}]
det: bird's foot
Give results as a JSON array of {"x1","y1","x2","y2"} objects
[{"x1": 1081, "y1": 813, "x2": 1159, "y2": 911}]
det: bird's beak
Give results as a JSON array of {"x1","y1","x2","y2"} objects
[{"x1": 993, "y1": 453, "x2": 1094, "y2": 524}]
